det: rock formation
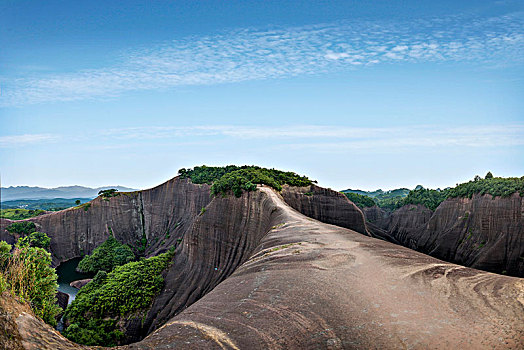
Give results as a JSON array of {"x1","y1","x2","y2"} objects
[
  {"x1": 69, "y1": 280, "x2": 91, "y2": 290},
  {"x1": 1, "y1": 177, "x2": 523, "y2": 349},
  {"x1": 364, "y1": 194, "x2": 524, "y2": 277}
]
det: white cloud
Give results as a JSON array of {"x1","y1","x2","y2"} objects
[
  {"x1": 1, "y1": 13, "x2": 523, "y2": 106},
  {"x1": 98, "y1": 124, "x2": 524, "y2": 150},
  {"x1": 0, "y1": 134, "x2": 58, "y2": 147}
]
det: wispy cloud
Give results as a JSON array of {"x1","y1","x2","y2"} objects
[
  {"x1": 1, "y1": 124, "x2": 522, "y2": 151},
  {"x1": 98, "y1": 124, "x2": 524, "y2": 150},
  {"x1": 2, "y1": 13, "x2": 523, "y2": 106},
  {"x1": 0, "y1": 134, "x2": 59, "y2": 147}
]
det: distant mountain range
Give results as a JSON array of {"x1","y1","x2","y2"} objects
[{"x1": 0, "y1": 185, "x2": 139, "y2": 201}]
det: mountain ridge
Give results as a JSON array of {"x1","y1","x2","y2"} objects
[{"x1": 0, "y1": 185, "x2": 139, "y2": 201}]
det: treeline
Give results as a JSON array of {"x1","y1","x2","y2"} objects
[
  {"x1": 179, "y1": 165, "x2": 314, "y2": 197},
  {"x1": 345, "y1": 172, "x2": 524, "y2": 211}
]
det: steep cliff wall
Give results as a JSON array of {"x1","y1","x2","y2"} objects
[
  {"x1": 1, "y1": 177, "x2": 211, "y2": 266},
  {"x1": 2, "y1": 186, "x2": 523, "y2": 349},
  {"x1": 381, "y1": 193, "x2": 524, "y2": 277},
  {"x1": 362, "y1": 205, "x2": 388, "y2": 225},
  {"x1": 281, "y1": 184, "x2": 368, "y2": 235}
]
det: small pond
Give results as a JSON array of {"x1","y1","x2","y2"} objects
[{"x1": 56, "y1": 257, "x2": 92, "y2": 304}]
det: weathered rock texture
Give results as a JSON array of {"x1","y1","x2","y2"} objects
[
  {"x1": 69, "y1": 279, "x2": 91, "y2": 290},
  {"x1": 367, "y1": 194, "x2": 524, "y2": 277},
  {"x1": 1, "y1": 178, "x2": 523, "y2": 349},
  {"x1": 362, "y1": 205, "x2": 389, "y2": 225},
  {"x1": 1, "y1": 177, "x2": 212, "y2": 266},
  {"x1": 281, "y1": 184, "x2": 368, "y2": 235}
]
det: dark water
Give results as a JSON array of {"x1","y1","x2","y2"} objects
[
  {"x1": 55, "y1": 258, "x2": 93, "y2": 332},
  {"x1": 56, "y1": 257, "x2": 92, "y2": 304}
]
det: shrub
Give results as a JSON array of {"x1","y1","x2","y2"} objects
[
  {"x1": 26, "y1": 231, "x2": 51, "y2": 250},
  {"x1": 77, "y1": 236, "x2": 135, "y2": 274},
  {"x1": 0, "y1": 238, "x2": 60, "y2": 326},
  {"x1": 63, "y1": 249, "x2": 175, "y2": 346},
  {"x1": 5, "y1": 221, "x2": 36, "y2": 236}
]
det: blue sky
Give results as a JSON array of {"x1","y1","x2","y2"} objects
[{"x1": 1, "y1": 0, "x2": 523, "y2": 191}]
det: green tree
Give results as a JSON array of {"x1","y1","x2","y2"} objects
[
  {"x1": 485, "y1": 171, "x2": 493, "y2": 179},
  {"x1": 27, "y1": 231, "x2": 51, "y2": 250},
  {"x1": 77, "y1": 236, "x2": 135, "y2": 274},
  {"x1": 75, "y1": 200, "x2": 81, "y2": 205}
]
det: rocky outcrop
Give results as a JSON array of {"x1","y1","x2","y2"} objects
[
  {"x1": 1, "y1": 177, "x2": 212, "y2": 266},
  {"x1": 1, "y1": 185, "x2": 523, "y2": 349},
  {"x1": 56, "y1": 291, "x2": 69, "y2": 311},
  {"x1": 69, "y1": 279, "x2": 91, "y2": 290},
  {"x1": 361, "y1": 205, "x2": 389, "y2": 223},
  {"x1": 281, "y1": 184, "x2": 368, "y2": 235},
  {"x1": 375, "y1": 194, "x2": 524, "y2": 277}
]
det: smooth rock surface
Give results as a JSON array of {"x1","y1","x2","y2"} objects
[{"x1": 1, "y1": 185, "x2": 522, "y2": 349}]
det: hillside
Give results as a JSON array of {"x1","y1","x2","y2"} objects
[
  {"x1": 1, "y1": 169, "x2": 523, "y2": 349},
  {"x1": 1, "y1": 185, "x2": 138, "y2": 201}
]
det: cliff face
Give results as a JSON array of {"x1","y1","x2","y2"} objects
[
  {"x1": 281, "y1": 184, "x2": 368, "y2": 235},
  {"x1": 2, "y1": 185, "x2": 523, "y2": 349},
  {"x1": 375, "y1": 194, "x2": 524, "y2": 277},
  {"x1": 1, "y1": 177, "x2": 211, "y2": 266}
]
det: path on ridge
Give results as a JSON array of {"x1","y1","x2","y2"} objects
[{"x1": 128, "y1": 187, "x2": 524, "y2": 349}]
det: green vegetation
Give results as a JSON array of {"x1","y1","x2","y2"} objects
[
  {"x1": 0, "y1": 238, "x2": 60, "y2": 326},
  {"x1": 403, "y1": 173, "x2": 524, "y2": 211},
  {"x1": 63, "y1": 249, "x2": 175, "y2": 346},
  {"x1": 24, "y1": 231, "x2": 51, "y2": 250},
  {"x1": 179, "y1": 165, "x2": 314, "y2": 198},
  {"x1": 345, "y1": 173, "x2": 524, "y2": 212},
  {"x1": 0, "y1": 209, "x2": 46, "y2": 220},
  {"x1": 343, "y1": 192, "x2": 376, "y2": 208},
  {"x1": 1, "y1": 198, "x2": 90, "y2": 211},
  {"x1": 402, "y1": 187, "x2": 448, "y2": 211},
  {"x1": 98, "y1": 189, "x2": 119, "y2": 198},
  {"x1": 77, "y1": 236, "x2": 135, "y2": 274},
  {"x1": 5, "y1": 221, "x2": 37, "y2": 236},
  {"x1": 80, "y1": 202, "x2": 91, "y2": 211},
  {"x1": 446, "y1": 174, "x2": 524, "y2": 199},
  {"x1": 342, "y1": 188, "x2": 410, "y2": 210}
]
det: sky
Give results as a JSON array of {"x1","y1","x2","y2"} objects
[{"x1": 0, "y1": 0, "x2": 523, "y2": 191}]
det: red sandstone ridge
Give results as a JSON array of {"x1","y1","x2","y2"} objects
[
  {"x1": 364, "y1": 194, "x2": 524, "y2": 277},
  {"x1": 1, "y1": 178, "x2": 523, "y2": 348}
]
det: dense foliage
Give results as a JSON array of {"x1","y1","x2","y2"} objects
[
  {"x1": 402, "y1": 187, "x2": 447, "y2": 211},
  {"x1": 63, "y1": 250, "x2": 175, "y2": 346},
  {"x1": 0, "y1": 239, "x2": 60, "y2": 326},
  {"x1": 24, "y1": 231, "x2": 51, "y2": 250},
  {"x1": 343, "y1": 173, "x2": 524, "y2": 212},
  {"x1": 0, "y1": 209, "x2": 46, "y2": 220},
  {"x1": 342, "y1": 188, "x2": 409, "y2": 210},
  {"x1": 403, "y1": 174, "x2": 524, "y2": 210},
  {"x1": 179, "y1": 165, "x2": 314, "y2": 197},
  {"x1": 77, "y1": 236, "x2": 135, "y2": 274},
  {"x1": 5, "y1": 221, "x2": 37, "y2": 236},
  {"x1": 343, "y1": 192, "x2": 376, "y2": 208},
  {"x1": 446, "y1": 175, "x2": 524, "y2": 198}
]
